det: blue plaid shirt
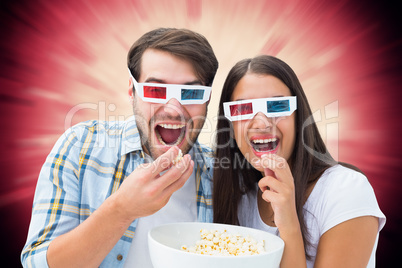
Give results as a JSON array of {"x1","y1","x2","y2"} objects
[{"x1": 21, "y1": 116, "x2": 214, "y2": 268}]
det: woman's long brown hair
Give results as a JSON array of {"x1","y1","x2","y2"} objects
[{"x1": 212, "y1": 55, "x2": 360, "y2": 258}]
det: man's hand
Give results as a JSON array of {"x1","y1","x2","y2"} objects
[
  {"x1": 47, "y1": 146, "x2": 193, "y2": 268},
  {"x1": 113, "y1": 146, "x2": 194, "y2": 222}
]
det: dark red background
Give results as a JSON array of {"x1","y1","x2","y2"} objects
[{"x1": 1, "y1": 0, "x2": 401, "y2": 267}]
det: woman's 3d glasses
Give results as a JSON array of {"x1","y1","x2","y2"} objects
[
  {"x1": 128, "y1": 68, "x2": 211, "y2": 105},
  {"x1": 223, "y1": 96, "x2": 297, "y2": 121}
]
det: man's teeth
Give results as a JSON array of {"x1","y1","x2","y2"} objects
[
  {"x1": 252, "y1": 138, "x2": 277, "y2": 144},
  {"x1": 158, "y1": 123, "x2": 185, "y2": 129}
]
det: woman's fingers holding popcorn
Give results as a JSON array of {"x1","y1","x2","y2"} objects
[
  {"x1": 260, "y1": 154, "x2": 293, "y2": 185},
  {"x1": 258, "y1": 175, "x2": 282, "y2": 193}
]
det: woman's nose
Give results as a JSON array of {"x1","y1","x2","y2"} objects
[{"x1": 249, "y1": 112, "x2": 273, "y2": 129}]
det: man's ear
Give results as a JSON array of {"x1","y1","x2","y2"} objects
[{"x1": 128, "y1": 78, "x2": 134, "y2": 103}]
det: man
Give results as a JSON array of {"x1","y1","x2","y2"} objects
[{"x1": 21, "y1": 28, "x2": 219, "y2": 267}]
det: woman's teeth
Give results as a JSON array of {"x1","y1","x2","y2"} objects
[
  {"x1": 252, "y1": 138, "x2": 277, "y2": 144},
  {"x1": 251, "y1": 138, "x2": 278, "y2": 152}
]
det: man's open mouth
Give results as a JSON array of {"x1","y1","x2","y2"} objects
[
  {"x1": 251, "y1": 138, "x2": 279, "y2": 153},
  {"x1": 155, "y1": 123, "x2": 186, "y2": 146}
]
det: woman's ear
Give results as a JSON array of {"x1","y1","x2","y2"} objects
[
  {"x1": 230, "y1": 131, "x2": 238, "y2": 148},
  {"x1": 228, "y1": 120, "x2": 235, "y2": 139},
  {"x1": 229, "y1": 126, "x2": 234, "y2": 139},
  {"x1": 227, "y1": 121, "x2": 239, "y2": 148}
]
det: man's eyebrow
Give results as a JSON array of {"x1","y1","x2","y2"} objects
[
  {"x1": 184, "y1": 80, "x2": 204, "y2": 86},
  {"x1": 144, "y1": 77, "x2": 165, "y2": 83},
  {"x1": 144, "y1": 77, "x2": 203, "y2": 85}
]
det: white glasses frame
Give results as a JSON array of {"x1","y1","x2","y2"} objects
[
  {"x1": 223, "y1": 96, "x2": 297, "y2": 121},
  {"x1": 128, "y1": 68, "x2": 212, "y2": 105}
]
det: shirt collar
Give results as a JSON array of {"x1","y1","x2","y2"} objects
[
  {"x1": 121, "y1": 115, "x2": 143, "y2": 156},
  {"x1": 191, "y1": 141, "x2": 214, "y2": 177}
]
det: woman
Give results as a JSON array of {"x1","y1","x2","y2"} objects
[{"x1": 213, "y1": 55, "x2": 385, "y2": 267}]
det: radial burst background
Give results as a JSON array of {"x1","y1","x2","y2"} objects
[{"x1": 1, "y1": 0, "x2": 401, "y2": 267}]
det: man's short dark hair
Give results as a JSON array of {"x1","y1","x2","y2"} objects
[{"x1": 127, "y1": 28, "x2": 218, "y2": 87}]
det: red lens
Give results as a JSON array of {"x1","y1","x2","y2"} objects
[
  {"x1": 230, "y1": 102, "x2": 253, "y2": 116},
  {"x1": 143, "y1": 86, "x2": 167, "y2": 99}
]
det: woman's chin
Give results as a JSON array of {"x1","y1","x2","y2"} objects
[
  {"x1": 250, "y1": 160, "x2": 265, "y2": 174},
  {"x1": 249, "y1": 157, "x2": 276, "y2": 177}
]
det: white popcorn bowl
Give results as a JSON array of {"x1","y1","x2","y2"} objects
[{"x1": 148, "y1": 222, "x2": 284, "y2": 268}]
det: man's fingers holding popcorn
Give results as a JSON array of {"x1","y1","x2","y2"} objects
[
  {"x1": 156, "y1": 153, "x2": 192, "y2": 185},
  {"x1": 162, "y1": 156, "x2": 194, "y2": 197},
  {"x1": 115, "y1": 147, "x2": 193, "y2": 219},
  {"x1": 150, "y1": 146, "x2": 182, "y2": 175}
]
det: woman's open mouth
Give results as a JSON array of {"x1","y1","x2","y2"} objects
[
  {"x1": 250, "y1": 137, "x2": 279, "y2": 156},
  {"x1": 155, "y1": 123, "x2": 186, "y2": 146}
]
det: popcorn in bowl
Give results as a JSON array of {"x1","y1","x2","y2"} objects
[
  {"x1": 148, "y1": 222, "x2": 285, "y2": 268},
  {"x1": 181, "y1": 229, "x2": 265, "y2": 256}
]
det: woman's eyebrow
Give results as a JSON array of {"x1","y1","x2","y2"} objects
[{"x1": 233, "y1": 95, "x2": 285, "y2": 101}]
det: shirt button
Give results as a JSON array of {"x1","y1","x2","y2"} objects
[{"x1": 117, "y1": 254, "x2": 123, "y2": 261}]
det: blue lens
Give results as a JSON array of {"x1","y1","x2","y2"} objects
[
  {"x1": 181, "y1": 89, "x2": 204, "y2": 100},
  {"x1": 267, "y1": 100, "x2": 290, "y2": 113}
]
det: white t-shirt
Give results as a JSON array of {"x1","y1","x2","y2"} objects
[
  {"x1": 124, "y1": 149, "x2": 197, "y2": 268},
  {"x1": 238, "y1": 164, "x2": 386, "y2": 268}
]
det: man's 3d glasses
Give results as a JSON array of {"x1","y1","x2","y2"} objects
[
  {"x1": 223, "y1": 96, "x2": 297, "y2": 121},
  {"x1": 128, "y1": 68, "x2": 211, "y2": 105}
]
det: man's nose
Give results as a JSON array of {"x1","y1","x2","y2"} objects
[{"x1": 163, "y1": 98, "x2": 185, "y2": 117}]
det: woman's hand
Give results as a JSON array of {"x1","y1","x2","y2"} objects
[
  {"x1": 258, "y1": 153, "x2": 300, "y2": 235},
  {"x1": 259, "y1": 153, "x2": 307, "y2": 268}
]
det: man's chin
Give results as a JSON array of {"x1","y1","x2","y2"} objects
[
  {"x1": 148, "y1": 142, "x2": 193, "y2": 160},
  {"x1": 145, "y1": 143, "x2": 175, "y2": 159}
]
